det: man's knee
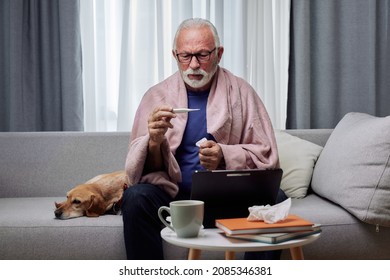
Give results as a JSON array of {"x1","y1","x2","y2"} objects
[
  {"x1": 121, "y1": 183, "x2": 170, "y2": 215},
  {"x1": 122, "y1": 184, "x2": 151, "y2": 213}
]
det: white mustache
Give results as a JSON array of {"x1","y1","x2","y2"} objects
[{"x1": 183, "y1": 69, "x2": 207, "y2": 76}]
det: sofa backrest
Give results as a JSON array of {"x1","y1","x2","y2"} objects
[
  {"x1": 0, "y1": 129, "x2": 333, "y2": 198},
  {"x1": 286, "y1": 129, "x2": 332, "y2": 147},
  {"x1": 0, "y1": 132, "x2": 130, "y2": 198}
]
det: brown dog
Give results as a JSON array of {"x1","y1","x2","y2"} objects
[{"x1": 54, "y1": 170, "x2": 129, "y2": 219}]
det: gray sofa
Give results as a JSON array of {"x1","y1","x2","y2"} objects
[{"x1": 1, "y1": 129, "x2": 389, "y2": 260}]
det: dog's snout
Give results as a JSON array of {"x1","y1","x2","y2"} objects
[{"x1": 54, "y1": 209, "x2": 62, "y2": 219}]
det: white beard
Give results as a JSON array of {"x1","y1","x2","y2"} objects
[{"x1": 181, "y1": 65, "x2": 218, "y2": 89}]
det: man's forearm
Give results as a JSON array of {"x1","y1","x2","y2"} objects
[{"x1": 145, "y1": 140, "x2": 164, "y2": 172}]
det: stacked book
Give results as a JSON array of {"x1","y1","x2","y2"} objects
[{"x1": 215, "y1": 214, "x2": 321, "y2": 244}]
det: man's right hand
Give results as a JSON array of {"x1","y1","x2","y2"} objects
[{"x1": 147, "y1": 106, "x2": 176, "y2": 146}]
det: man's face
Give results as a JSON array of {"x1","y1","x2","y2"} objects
[{"x1": 174, "y1": 26, "x2": 223, "y2": 92}]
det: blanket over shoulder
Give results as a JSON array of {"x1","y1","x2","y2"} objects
[{"x1": 125, "y1": 67, "x2": 279, "y2": 197}]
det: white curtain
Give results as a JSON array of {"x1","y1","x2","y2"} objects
[{"x1": 80, "y1": 0, "x2": 290, "y2": 131}]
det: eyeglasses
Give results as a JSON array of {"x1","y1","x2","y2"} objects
[{"x1": 176, "y1": 47, "x2": 217, "y2": 64}]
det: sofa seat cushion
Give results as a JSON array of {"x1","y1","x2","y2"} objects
[
  {"x1": 290, "y1": 194, "x2": 359, "y2": 226},
  {"x1": 287, "y1": 194, "x2": 390, "y2": 260},
  {"x1": 311, "y1": 112, "x2": 390, "y2": 227},
  {"x1": 0, "y1": 197, "x2": 126, "y2": 259},
  {"x1": 0, "y1": 197, "x2": 233, "y2": 260}
]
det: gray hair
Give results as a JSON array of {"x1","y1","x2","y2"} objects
[{"x1": 172, "y1": 18, "x2": 221, "y2": 50}]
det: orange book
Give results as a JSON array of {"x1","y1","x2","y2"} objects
[{"x1": 215, "y1": 215, "x2": 315, "y2": 236}]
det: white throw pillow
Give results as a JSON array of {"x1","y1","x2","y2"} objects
[{"x1": 275, "y1": 130, "x2": 323, "y2": 198}]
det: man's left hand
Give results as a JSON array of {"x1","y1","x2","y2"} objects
[{"x1": 199, "y1": 141, "x2": 224, "y2": 170}]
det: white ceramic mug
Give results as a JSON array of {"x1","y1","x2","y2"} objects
[{"x1": 158, "y1": 200, "x2": 204, "y2": 238}]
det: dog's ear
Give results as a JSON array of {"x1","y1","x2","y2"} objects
[
  {"x1": 55, "y1": 201, "x2": 64, "y2": 209},
  {"x1": 85, "y1": 194, "x2": 106, "y2": 217}
]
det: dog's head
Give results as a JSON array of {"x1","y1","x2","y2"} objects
[{"x1": 54, "y1": 184, "x2": 106, "y2": 219}]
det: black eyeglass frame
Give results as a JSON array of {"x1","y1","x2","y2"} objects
[{"x1": 175, "y1": 47, "x2": 217, "y2": 64}]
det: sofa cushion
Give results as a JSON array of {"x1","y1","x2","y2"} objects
[
  {"x1": 311, "y1": 112, "x2": 390, "y2": 227},
  {"x1": 0, "y1": 197, "x2": 127, "y2": 259},
  {"x1": 275, "y1": 130, "x2": 323, "y2": 198},
  {"x1": 0, "y1": 197, "x2": 230, "y2": 260}
]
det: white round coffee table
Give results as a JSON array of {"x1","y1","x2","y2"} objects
[{"x1": 161, "y1": 227, "x2": 321, "y2": 260}]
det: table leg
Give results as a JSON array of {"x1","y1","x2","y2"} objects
[
  {"x1": 290, "y1": 246, "x2": 304, "y2": 260},
  {"x1": 225, "y1": 251, "x2": 235, "y2": 260},
  {"x1": 188, "y1": 248, "x2": 202, "y2": 260}
]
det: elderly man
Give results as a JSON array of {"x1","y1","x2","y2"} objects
[{"x1": 122, "y1": 18, "x2": 282, "y2": 260}]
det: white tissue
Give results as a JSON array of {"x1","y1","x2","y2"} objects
[
  {"x1": 247, "y1": 197, "x2": 291, "y2": 224},
  {"x1": 195, "y1": 137, "x2": 207, "y2": 147}
]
